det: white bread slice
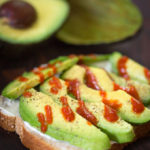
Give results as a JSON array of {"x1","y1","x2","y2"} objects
[{"x1": 1, "y1": 96, "x2": 150, "y2": 150}]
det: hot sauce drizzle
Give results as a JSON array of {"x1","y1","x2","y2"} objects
[
  {"x1": 113, "y1": 82, "x2": 140, "y2": 100},
  {"x1": 32, "y1": 70, "x2": 45, "y2": 83},
  {"x1": 68, "y1": 79, "x2": 81, "y2": 100},
  {"x1": 37, "y1": 105, "x2": 53, "y2": 133},
  {"x1": 49, "y1": 77, "x2": 62, "y2": 95},
  {"x1": 60, "y1": 96, "x2": 75, "y2": 122},
  {"x1": 45, "y1": 105, "x2": 53, "y2": 124},
  {"x1": 99, "y1": 91, "x2": 119, "y2": 122},
  {"x1": 48, "y1": 64, "x2": 57, "y2": 74},
  {"x1": 144, "y1": 68, "x2": 150, "y2": 84},
  {"x1": 131, "y1": 98, "x2": 144, "y2": 114},
  {"x1": 82, "y1": 65, "x2": 101, "y2": 90},
  {"x1": 67, "y1": 79, "x2": 98, "y2": 125},
  {"x1": 76, "y1": 100, "x2": 98, "y2": 126},
  {"x1": 37, "y1": 113, "x2": 47, "y2": 133},
  {"x1": 117, "y1": 56, "x2": 130, "y2": 80},
  {"x1": 18, "y1": 76, "x2": 28, "y2": 82},
  {"x1": 100, "y1": 91, "x2": 122, "y2": 110},
  {"x1": 104, "y1": 105, "x2": 119, "y2": 122},
  {"x1": 23, "y1": 91, "x2": 32, "y2": 98}
]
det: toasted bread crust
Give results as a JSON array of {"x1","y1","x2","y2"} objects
[
  {"x1": 0, "y1": 110, "x2": 16, "y2": 132},
  {"x1": 1, "y1": 109, "x2": 150, "y2": 150}
]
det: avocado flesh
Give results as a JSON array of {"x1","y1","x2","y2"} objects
[
  {"x1": 110, "y1": 73, "x2": 150, "y2": 105},
  {"x1": 40, "y1": 78, "x2": 134, "y2": 143},
  {"x1": 0, "y1": 0, "x2": 69, "y2": 44},
  {"x1": 20, "y1": 89, "x2": 110, "y2": 150},
  {"x1": 62, "y1": 65, "x2": 150, "y2": 124},
  {"x1": 2, "y1": 57, "x2": 78, "y2": 99},
  {"x1": 109, "y1": 52, "x2": 149, "y2": 84},
  {"x1": 71, "y1": 65, "x2": 150, "y2": 105}
]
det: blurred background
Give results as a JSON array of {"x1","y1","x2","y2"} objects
[{"x1": 0, "y1": 0, "x2": 150, "y2": 149}]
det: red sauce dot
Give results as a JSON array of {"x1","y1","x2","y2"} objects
[
  {"x1": 82, "y1": 65, "x2": 101, "y2": 90},
  {"x1": 87, "y1": 121, "x2": 92, "y2": 126},
  {"x1": 45, "y1": 105, "x2": 53, "y2": 124},
  {"x1": 23, "y1": 91, "x2": 32, "y2": 98},
  {"x1": 144, "y1": 68, "x2": 150, "y2": 84},
  {"x1": 50, "y1": 87, "x2": 58, "y2": 94},
  {"x1": 76, "y1": 100, "x2": 98, "y2": 126},
  {"x1": 100, "y1": 90, "x2": 107, "y2": 98},
  {"x1": 131, "y1": 98, "x2": 145, "y2": 114},
  {"x1": 60, "y1": 96, "x2": 75, "y2": 122},
  {"x1": 117, "y1": 56, "x2": 130, "y2": 80},
  {"x1": 104, "y1": 105, "x2": 119, "y2": 122},
  {"x1": 68, "y1": 79, "x2": 81, "y2": 100},
  {"x1": 37, "y1": 113, "x2": 47, "y2": 133},
  {"x1": 18, "y1": 76, "x2": 28, "y2": 82}
]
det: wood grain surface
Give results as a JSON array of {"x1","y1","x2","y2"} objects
[{"x1": 0, "y1": 0, "x2": 150, "y2": 149}]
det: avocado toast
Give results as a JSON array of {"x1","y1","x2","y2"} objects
[{"x1": 1, "y1": 52, "x2": 150, "y2": 150}]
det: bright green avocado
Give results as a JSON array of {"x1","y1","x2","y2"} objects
[
  {"x1": 109, "y1": 52, "x2": 150, "y2": 84},
  {"x1": 62, "y1": 65, "x2": 150, "y2": 124},
  {"x1": 110, "y1": 73, "x2": 150, "y2": 105},
  {"x1": 0, "y1": 0, "x2": 69, "y2": 44},
  {"x1": 20, "y1": 89, "x2": 110, "y2": 150},
  {"x1": 40, "y1": 77, "x2": 135, "y2": 143},
  {"x1": 2, "y1": 56, "x2": 78, "y2": 99}
]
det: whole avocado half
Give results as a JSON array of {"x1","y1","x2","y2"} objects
[{"x1": 0, "y1": 0, "x2": 69, "y2": 44}]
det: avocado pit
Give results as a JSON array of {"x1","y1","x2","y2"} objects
[{"x1": 0, "y1": 0, "x2": 37, "y2": 29}]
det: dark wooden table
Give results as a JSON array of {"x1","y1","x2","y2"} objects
[{"x1": 0, "y1": 0, "x2": 150, "y2": 149}]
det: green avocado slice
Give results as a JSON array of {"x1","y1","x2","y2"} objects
[
  {"x1": 110, "y1": 73, "x2": 150, "y2": 105},
  {"x1": 2, "y1": 56, "x2": 78, "y2": 99},
  {"x1": 57, "y1": 0, "x2": 142, "y2": 45},
  {"x1": 20, "y1": 89, "x2": 110, "y2": 150},
  {"x1": 61, "y1": 65, "x2": 150, "y2": 124},
  {"x1": 0, "y1": 0, "x2": 69, "y2": 44},
  {"x1": 109, "y1": 52, "x2": 150, "y2": 84},
  {"x1": 40, "y1": 77, "x2": 135, "y2": 143}
]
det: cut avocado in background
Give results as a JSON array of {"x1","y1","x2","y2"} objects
[
  {"x1": 57, "y1": 0, "x2": 142, "y2": 45},
  {"x1": 0, "y1": 0, "x2": 69, "y2": 44}
]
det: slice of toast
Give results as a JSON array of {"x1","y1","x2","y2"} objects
[{"x1": 1, "y1": 96, "x2": 150, "y2": 150}]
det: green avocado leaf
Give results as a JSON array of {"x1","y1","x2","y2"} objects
[{"x1": 57, "y1": 0, "x2": 142, "y2": 45}]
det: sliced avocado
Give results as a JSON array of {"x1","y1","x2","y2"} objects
[
  {"x1": 0, "y1": 0, "x2": 69, "y2": 44},
  {"x1": 80, "y1": 54, "x2": 111, "y2": 65},
  {"x1": 109, "y1": 52, "x2": 150, "y2": 84},
  {"x1": 20, "y1": 89, "x2": 110, "y2": 150},
  {"x1": 40, "y1": 77, "x2": 135, "y2": 143},
  {"x1": 62, "y1": 65, "x2": 150, "y2": 124},
  {"x1": 110, "y1": 73, "x2": 150, "y2": 105},
  {"x1": 62, "y1": 65, "x2": 114, "y2": 91},
  {"x1": 2, "y1": 56, "x2": 78, "y2": 99}
]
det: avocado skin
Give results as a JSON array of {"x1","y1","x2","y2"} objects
[
  {"x1": 110, "y1": 73, "x2": 150, "y2": 105},
  {"x1": 20, "y1": 89, "x2": 110, "y2": 150},
  {"x1": 1, "y1": 57, "x2": 79, "y2": 99}
]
